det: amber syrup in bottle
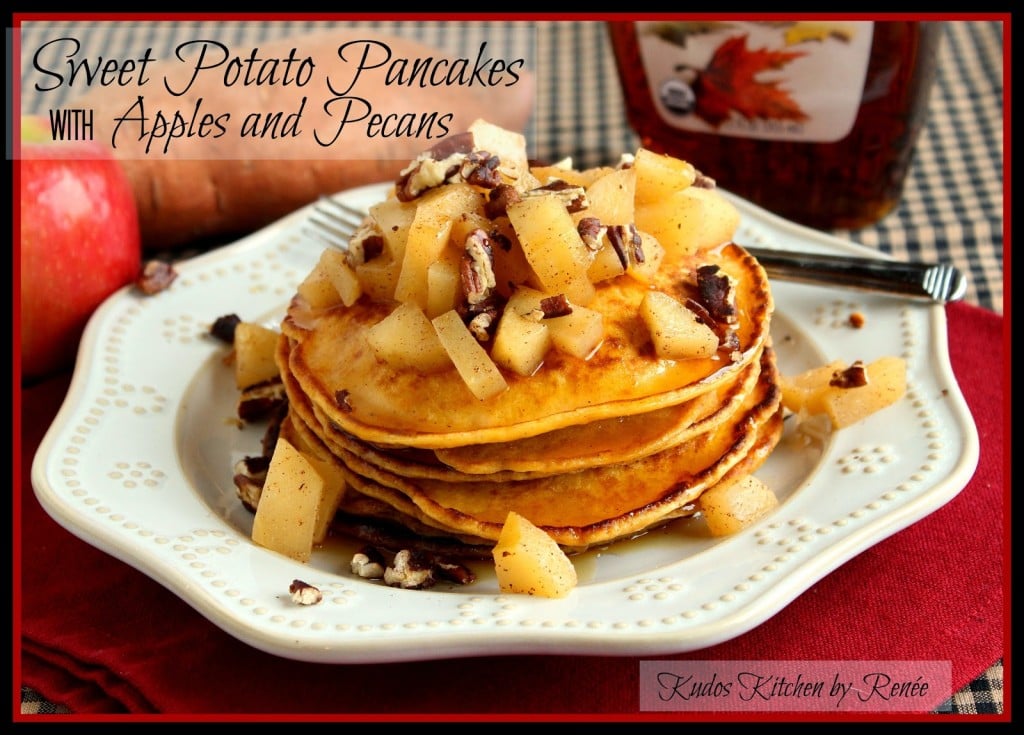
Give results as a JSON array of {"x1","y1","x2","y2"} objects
[{"x1": 608, "y1": 20, "x2": 943, "y2": 230}]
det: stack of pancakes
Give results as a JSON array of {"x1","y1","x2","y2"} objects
[{"x1": 274, "y1": 237, "x2": 782, "y2": 558}]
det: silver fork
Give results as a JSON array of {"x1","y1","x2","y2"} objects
[{"x1": 303, "y1": 196, "x2": 968, "y2": 305}]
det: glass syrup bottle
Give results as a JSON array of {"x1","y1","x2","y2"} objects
[{"x1": 607, "y1": 20, "x2": 943, "y2": 230}]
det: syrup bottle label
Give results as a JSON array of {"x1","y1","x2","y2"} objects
[{"x1": 634, "y1": 20, "x2": 875, "y2": 143}]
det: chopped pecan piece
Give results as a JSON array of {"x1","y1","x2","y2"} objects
[
  {"x1": 210, "y1": 313, "x2": 241, "y2": 344},
  {"x1": 695, "y1": 265, "x2": 737, "y2": 324},
  {"x1": 685, "y1": 292, "x2": 739, "y2": 357},
  {"x1": 136, "y1": 260, "x2": 177, "y2": 295},
  {"x1": 237, "y1": 378, "x2": 286, "y2": 422},
  {"x1": 830, "y1": 361, "x2": 869, "y2": 388},
  {"x1": 233, "y1": 455, "x2": 271, "y2": 512},
  {"x1": 347, "y1": 221, "x2": 385, "y2": 265},
  {"x1": 434, "y1": 558, "x2": 476, "y2": 585},
  {"x1": 467, "y1": 310, "x2": 497, "y2": 342},
  {"x1": 539, "y1": 293, "x2": 573, "y2": 319},
  {"x1": 461, "y1": 229, "x2": 498, "y2": 306},
  {"x1": 460, "y1": 150, "x2": 502, "y2": 189},
  {"x1": 394, "y1": 132, "x2": 476, "y2": 201},
  {"x1": 577, "y1": 216, "x2": 607, "y2": 252},
  {"x1": 288, "y1": 579, "x2": 323, "y2": 605},
  {"x1": 334, "y1": 389, "x2": 353, "y2": 413},
  {"x1": 485, "y1": 183, "x2": 522, "y2": 219},
  {"x1": 423, "y1": 131, "x2": 476, "y2": 161},
  {"x1": 526, "y1": 179, "x2": 589, "y2": 213},
  {"x1": 607, "y1": 224, "x2": 643, "y2": 269},
  {"x1": 692, "y1": 170, "x2": 717, "y2": 189},
  {"x1": 350, "y1": 545, "x2": 388, "y2": 579},
  {"x1": 384, "y1": 549, "x2": 436, "y2": 590}
]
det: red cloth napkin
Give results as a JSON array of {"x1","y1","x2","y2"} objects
[{"x1": 17, "y1": 301, "x2": 1005, "y2": 717}]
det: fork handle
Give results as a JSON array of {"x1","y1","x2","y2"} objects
[{"x1": 742, "y1": 246, "x2": 968, "y2": 304}]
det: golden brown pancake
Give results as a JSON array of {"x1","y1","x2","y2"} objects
[
  {"x1": 279, "y1": 329, "x2": 768, "y2": 480},
  {"x1": 282, "y1": 342, "x2": 782, "y2": 550},
  {"x1": 284, "y1": 393, "x2": 782, "y2": 555},
  {"x1": 280, "y1": 241, "x2": 772, "y2": 449}
]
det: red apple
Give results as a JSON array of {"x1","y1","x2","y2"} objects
[{"x1": 19, "y1": 117, "x2": 142, "y2": 381}]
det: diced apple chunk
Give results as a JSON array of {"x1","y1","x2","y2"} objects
[
  {"x1": 488, "y1": 219, "x2": 538, "y2": 298},
  {"x1": 233, "y1": 322, "x2": 280, "y2": 389},
  {"x1": 531, "y1": 162, "x2": 613, "y2": 188},
  {"x1": 491, "y1": 309, "x2": 551, "y2": 376},
  {"x1": 251, "y1": 437, "x2": 325, "y2": 562},
  {"x1": 283, "y1": 423, "x2": 349, "y2": 546},
  {"x1": 469, "y1": 118, "x2": 530, "y2": 184},
  {"x1": 317, "y1": 248, "x2": 362, "y2": 307},
  {"x1": 366, "y1": 302, "x2": 452, "y2": 372},
  {"x1": 582, "y1": 166, "x2": 636, "y2": 225},
  {"x1": 355, "y1": 256, "x2": 401, "y2": 303},
  {"x1": 369, "y1": 197, "x2": 416, "y2": 261},
  {"x1": 635, "y1": 190, "x2": 705, "y2": 261},
  {"x1": 426, "y1": 252, "x2": 462, "y2": 318},
  {"x1": 548, "y1": 305, "x2": 604, "y2": 359},
  {"x1": 699, "y1": 474, "x2": 778, "y2": 537},
  {"x1": 394, "y1": 184, "x2": 484, "y2": 310},
  {"x1": 504, "y1": 286, "x2": 605, "y2": 360},
  {"x1": 492, "y1": 511, "x2": 578, "y2": 598},
  {"x1": 779, "y1": 360, "x2": 845, "y2": 416},
  {"x1": 781, "y1": 357, "x2": 907, "y2": 429},
  {"x1": 506, "y1": 194, "x2": 596, "y2": 306},
  {"x1": 297, "y1": 260, "x2": 341, "y2": 310},
  {"x1": 431, "y1": 310, "x2": 508, "y2": 400},
  {"x1": 633, "y1": 147, "x2": 698, "y2": 204},
  {"x1": 587, "y1": 240, "x2": 627, "y2": 282},
  {"x1": 684, "y1": 186, "x2": 742, "y2": 251},
  {"x1": 640, "y1": 291, "x2": 719, "y2": 360}
]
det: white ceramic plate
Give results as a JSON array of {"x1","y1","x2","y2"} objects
[{"x1": 32, "y1": 183, "x2": 979, "y2": 664}]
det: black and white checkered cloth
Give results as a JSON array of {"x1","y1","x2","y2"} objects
[{"x1": 16, "y1": 17, "x2": 1005, "y2": 716}]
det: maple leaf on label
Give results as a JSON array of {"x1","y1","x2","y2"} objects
[{"x1": 688, "y1": 34, "x2": 809, "y2": 128}]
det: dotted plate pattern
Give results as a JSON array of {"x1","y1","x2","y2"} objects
[{"x1": 31, "y1": 184, "x2": 980, "y2": 664}]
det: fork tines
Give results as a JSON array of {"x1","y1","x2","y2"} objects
[{"x1": 302, "y1": 197, "x2": 369, "y2": 250}]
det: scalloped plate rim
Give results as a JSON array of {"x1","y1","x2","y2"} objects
[{"x1": 30, "y1": 183, "x2": 980, "y2": 663}]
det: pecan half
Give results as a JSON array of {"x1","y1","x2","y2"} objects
[
  {"x1": 434, "y1": 558, "x2": 476, "y2": 585},
  {"x1": 384, "y1": 549, "x2": 436, "y2": 590},
  {"x1": 289, "y1": 579, "x2": 323, "y2": 605},
  {"x1": 461, "y1": 229, "x2": 498, "y2": 306}
]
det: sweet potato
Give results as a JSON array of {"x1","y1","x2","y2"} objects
[{"x1": 65, "y1": 30, "x2": 535, "y2": 249}]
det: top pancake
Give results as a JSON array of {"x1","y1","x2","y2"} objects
[{"x1": 281, "y1": 241, "x2": 772, "y2": 449}]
